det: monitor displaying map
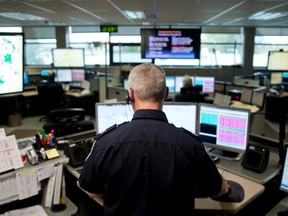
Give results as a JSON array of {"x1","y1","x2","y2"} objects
[
  {"x1": 52, "y1": 48, "x2": 85, "y2": 68},
  {"x1": 0, "y1": 32, "x2": 24, "y2": 95}
]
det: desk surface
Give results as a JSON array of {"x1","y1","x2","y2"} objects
[
  {"x1": 195, "y1": 168, "x2": 265, "y2": 214},
  {"x1": 66, "y1": 164, "x2": 264, "y2": 215},
  {"x1": 45, "y1": 197, "x2": 78, "y2": 216},
  {"x1": 216, "y1": 148, "x2": 281, "y2": 184}
]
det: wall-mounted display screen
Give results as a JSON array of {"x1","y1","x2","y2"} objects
[
  {"x1": 52, "y1": 48, "x2": 85, "y2": 68},
  {"x1": 141, "y1": 28, "x2": 201, "y2": 59},
  {"x1": 267, "y1": 51, "x2": 288, "y2": 71},
  {"x1": 0, "y1": 32, "x2": 24, "y2": 95}
]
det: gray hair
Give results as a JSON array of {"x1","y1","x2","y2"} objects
[
  {"x1": 128, "y1": 63, "x2": 167, "y2": 102},
  {"x1": 182, "y1": 75, "x2": 193, "y2": 88}
]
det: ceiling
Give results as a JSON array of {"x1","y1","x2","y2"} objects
[{"x1": 0, "y1": 0, "x2": 288, "y2": 28}]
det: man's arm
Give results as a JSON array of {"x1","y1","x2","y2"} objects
[
  {"x1": 77, "y1": 180, "x2": 104, "y2": 206},
  {"x1": 214, "y1": 176, "x2": 230, "y2": 197}
]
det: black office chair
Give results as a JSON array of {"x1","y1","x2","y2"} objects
[
  {"x1": 37, "y1": 83, "x2": 66, "y2": 115},
  {"x1": 174, "y1": 87, "x2": 205, "y2": 103},
  {"x1": 42, "y1": 108, "x2": 94, "y2": 137}
]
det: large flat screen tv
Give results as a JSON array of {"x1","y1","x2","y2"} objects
[
  {"x1": 141, "y1": 28, "x2": 201, "y2": 59},
  {"x1": 0, "y1": 32, "x2": 24, "y2": 95},
  {"x1": 267, "y1": 51, "x2": 288, "y2": 71},
  {"x1": 52, "y1": 48, "x2": 85, "y2": 68}
]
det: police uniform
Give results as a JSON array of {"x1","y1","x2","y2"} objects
[{"x1": 79, "y1": 109, "x2": 223, "y2": 216}]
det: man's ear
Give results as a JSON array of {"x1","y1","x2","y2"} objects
[{"x1": 128, "y1": 89, "x2": 134, "y2": 102}]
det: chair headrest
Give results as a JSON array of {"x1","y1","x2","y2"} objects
[{"x1": 49, "y1": 108, "x2": 86, "y2": 123}]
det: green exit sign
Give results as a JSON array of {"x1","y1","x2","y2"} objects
[{"x1": 100, "y1": 25, "x2": 118, "y2": 33}]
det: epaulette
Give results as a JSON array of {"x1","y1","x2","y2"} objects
[
  {"x1": 180, "y1": 127, "x2": 202, "y2": 143},
  {"x1": 96, "y1": 121, "x2": 129, "y2": 141}
]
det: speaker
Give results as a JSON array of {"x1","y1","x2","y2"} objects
[
  {"x1": 241, "y1": 144, "x2": 270, "y2": 173},
  {"x1": 64, "y1": 141, "x2": 90, "y2": 167}
]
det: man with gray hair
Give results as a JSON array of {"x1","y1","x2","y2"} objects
[{"x1": 79, "y1": 63, "x2": 229, "y2": 215}]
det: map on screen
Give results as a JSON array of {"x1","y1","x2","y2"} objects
[{"x1": 0, "y1": 33, "x2": 24, "y2": 95}]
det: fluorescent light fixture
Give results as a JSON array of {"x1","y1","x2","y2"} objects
[
  {"x1": 249, "y1": 11, "x2": 288, "y2": 20},
  {"x1": 0, "y1": 12, "x2": 45, "y2": 21},
  {"x1": 123, "y1": 10, "x2": 146, "y2": 19}
]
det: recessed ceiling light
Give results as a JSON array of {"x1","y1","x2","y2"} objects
[
  {"x1": 249, "y1": 12, "x2": 288, "y2": 20},
  {"x1": 122, "y1": 10, "x2": 146, "y2": 19},
  {"x1": 0, "y1": 12, "x2": 45, "y2": 21}
]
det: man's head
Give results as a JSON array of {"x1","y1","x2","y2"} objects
[
  {"x1": 182, "y1": 75, "x2": 193, "y2": 88},
  {"x1": 128, "y1": 63, "x2": 168, "y2": 110}
]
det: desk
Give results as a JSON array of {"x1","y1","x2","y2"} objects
[
  {"x1": 21, "y1": 89, "x2": 38, "y2": 97},
  {"x1": 0, "y1": 148, "x2": 69, "y2": 211},
  {"x1": 195, "y1": 168, "x2": 265, "y2": 214},
  {"x1": 65, "y1": 164, "x2": 264, "y2": 215},
  {"x1": 45, "y1": 197, "x2": 78, "y2": 216},
  {"x1": 216, "y1": 147, "x2": 281, "y2": 184}
]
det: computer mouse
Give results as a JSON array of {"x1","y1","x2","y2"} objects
[{"x1": 211, "y1": 180, "x2": 244, "y2": 202}]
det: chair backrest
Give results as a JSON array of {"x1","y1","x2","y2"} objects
[
  {"x1": 48, "y1": 108, "x2": 85, "y2": 123},
  {"x1": 43, "y1": 108, "x2": 94, "y2": 137},
  {"x1": 37, "y1": 83, "x2": 65, "y2": 114}
]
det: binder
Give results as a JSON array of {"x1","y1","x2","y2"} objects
[
  {"x1": 52, "y1": 164, "x2": 63, "y2": 205},
  {"x1": 42, "y1": 170, "x2": 56, "y2": 207}
]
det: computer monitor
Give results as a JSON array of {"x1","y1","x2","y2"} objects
[
  {"x1": 52, "y1": 48, "x2": 85, "y2": 68},
  {"x1": 40, "y1": 70, "x2": 51, "y2": 83},
  {"x1": 95, "y1": 102, "x2": 134, "y2": 134},
  {"x1": 163, "y1": 102, "x2": 197, "y2": 134},
  {"x1": 175, "y1": 76, "x2": 195, "y2": 92},
  {"x1": 95, "y1": 102, "x2": 198, "y2": 135},
  {"x1": 280, "y1": 147, "x2": 288, "y2": 193},
  {"x1": 56, "y1": 69, "x2": 73, "y2": 83},
  {"x1": 72, "y1": 69, "x2": 85, "y2": 81},
  {"x1": 24, "y1": 71, "x2": 29, "y2": 85},
  {"x1": 270, "y1": 72, "x2": 283, "y2": 85},
  {"x1": 195, "y1": 76, "x2": 215, "y2": 93},
  {"x1": 282, "y1": 72, "x2": 288, "y2": 86},
  {"x1": 267, "y1": 51, "x2": 288, "y2": 71},
  {"x1": 123, "y1": 79, "x2": 129, "y2": 90},
  {"x1": 0, "y1": 32, "x2": 24, "y2": 95},
  {"x1": 197, "y1": 103, "x2": 250, "y2": 160},
  {"x1": 166, "y1": 76, "x2": 175, "y2": 93}
]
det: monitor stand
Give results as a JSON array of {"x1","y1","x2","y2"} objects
[{"x1": 208, "y1": 148, "x2": 242, "y2": 161}]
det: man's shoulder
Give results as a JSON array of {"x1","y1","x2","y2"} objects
[
  {"x1": 96, "y1": 121, "x2": 129, "y2": 140},
  {"x1": 178, "y1": 127, "x2": 202, "y2": 143}
]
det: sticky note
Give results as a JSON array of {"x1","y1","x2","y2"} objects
[{"x1": 45, "y1": 148, "x2": 60, "y2": 159}]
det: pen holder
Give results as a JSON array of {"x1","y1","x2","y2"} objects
[{"x1": 35, "y1": 130, "x2": 55, "y2": 150}]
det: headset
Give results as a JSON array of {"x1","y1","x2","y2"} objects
[{"x1": 125, "y1": 94, "x2": 130, "y2": 104}]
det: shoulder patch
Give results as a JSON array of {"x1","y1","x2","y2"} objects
[
  {"x1": 96, "y1": 121, "x2": 129, "y2": 140},
  {"x1": 180, "y1": 127, "x2": 202, "y2": 142}
]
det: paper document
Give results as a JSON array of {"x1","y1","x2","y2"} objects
[{"x1": 0, "y1": 135, "x2": 24, "y2": 173}]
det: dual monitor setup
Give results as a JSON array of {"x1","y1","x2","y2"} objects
[
  {"x1": 40, "y1": 69, "x2": 85, "y2": 83},
  {"x1": 166, "y1": 75, "x2": 215, "y2": 94},
  {"x1": 95, "y1": 102, "x2": 250, "y2": 161},
  {"x1": 0, "y1": 31, "x2": 86, "y2": 95}
]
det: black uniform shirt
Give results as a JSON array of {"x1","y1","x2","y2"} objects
[{"x1": 79, "y1": 109, "x2": 222, "y2": 216}]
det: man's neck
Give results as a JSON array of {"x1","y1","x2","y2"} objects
[{"x1": 133, "y1": 100, "x2": 162, "y2": 111}]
